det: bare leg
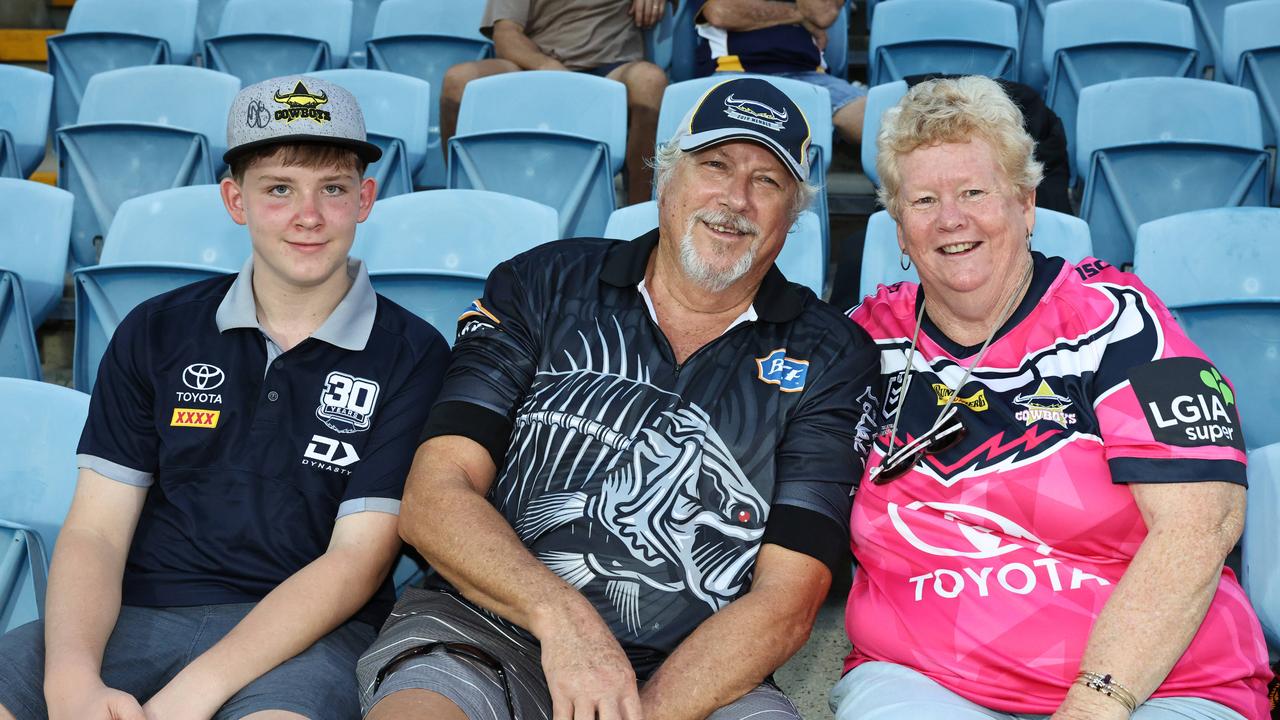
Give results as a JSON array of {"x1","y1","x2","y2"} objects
[
  {"x1": 607, "y1": 60, "x2": 668, "y2": 205},
  {"x1": 0, "y1": 704, "x2": 14, "y2": 720},
  {"x1": 365, "y1": 688, "x2": 470, "y2": 720},
  {"x1": 834, "y1": 95, "x2": 868, "y2": 147},
  {"x1": 440, "y1": 58, "x2": 522, "y2": 147}
]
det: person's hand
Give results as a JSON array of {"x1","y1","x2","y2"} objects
[
  {"x1": 801, "y1": 19, "x2": 828, "y2": 50},
  {"x1": 1050, "y1": 686, "x2": 1132, "y2": 720},
  {"x1": 538, "y1": 608, "x2": 642, "y2": 720},
  {"x1": 797, "y1": 0, "x2": 841, "y2": 27},
  {"x1": 141, "y1": 667, "x2": 227, "y2": 720},
  {"x1": 48, "y1": 683, "x2": 145, "y2": 720},
  {"x1": 630, "y1": 0, "x2": 665, "y2": 29}
]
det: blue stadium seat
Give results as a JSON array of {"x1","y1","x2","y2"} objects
[
  {"x1": 204, "y1": 0, "x2": 353, "y2": 86},
  {"x1": 352, "y1": 190, "x2": 559, "y2": 341},
  {"x1": 656, "y1": 75, "x2": 835, "y2": 263},
  {"x1": 602, "y1": 201, "x2": 827, "y2": 296},
  {"x1": 1044, "y1": 0, "x2": 1197, "y2": 171},
  {"x1": 858, "y1": 207, "x2": 1093, "y2": 299},
  {"x1": 1222, "y1": 0, "x2": 1280, "y2": 205},
  {"x1": 346, "y1": 0, "x2": 382, "y2": 68},
  {"x1": 827, "y1": 0, "x2": 854, "y2": 80},
  {"x1": 0, "y1": 66, "x2": 53, "y2": 180},
  {"x1": 46, "y1": 0, "x2": 199, "y2": 131},
  {"x1": 1186, "y1": 0, "x2": 1253, "y2": 79},
  {"x1": 0, "y1": 378, "x2": 89, "y2": 633},
  {"x1": 1133, "y1": 207, "x2": 1280, "y2": 450},
  {"x1": 1076, "y1": 78, "x2": 1270, "y2": 267},
  {"x1": 860, "y1": 80, "x2": 908, "y2": 187},
  {"x1": 310, "y1": 69, "x2": 430, "y2": 199},
  {"x1": 0, "y1": 271, "x2": 40, "y2": 381},
  {"x1": 1243, "y1": 441, "x2": 1280, "y2": 648},
  {"x1": 448, "y1": 72, "x2": 627, "y2": 239},
  {"x1": 669, "y1": 0, "x2": 701, "y2": 82},
  {"x1": 365, "y1": 0, "x2": 492, "y2": 189},
  {"x1": 868, "y1": 0, "x2": 1020, "y2": 86},
  {"x1": 0, "y1": 179, "x2": 74, "y2": 326},
  {"x1": 55, "y1": 66, "x2": 239, "y2": 268},
  {"x1": 644, "y1": 2, "x2": 675, "y2": 72},
  {"x1": 73, "y1": 185, "x2": 249, "y2": 391},
  {"x1": 195, "y1": 0, "x2": 229, "y2": 45}
]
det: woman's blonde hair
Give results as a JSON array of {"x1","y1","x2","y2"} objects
[{"x1": 876, "y1": 76, "x2": 1043, "y2": 219}]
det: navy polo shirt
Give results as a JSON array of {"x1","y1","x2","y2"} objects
[
  {"x1": 695, "y1": 0, "x2": 824, "y2": 75},
  {"x1": 421, "y1": 232, "x2": 882, "y2": 676},
  {"x1": 77, "y1": 259, "x2": 450, "y2": 626}
]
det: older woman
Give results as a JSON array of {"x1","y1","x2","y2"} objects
[{"x1": 832, "y1": 76, "x2": 1271, "y2": 720}]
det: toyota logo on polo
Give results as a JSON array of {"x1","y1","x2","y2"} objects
[{"x1": 183, "y1": 363, "x2": 225, "y2": 391}]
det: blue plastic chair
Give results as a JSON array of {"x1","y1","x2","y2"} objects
[
  {"x1": 204, "y1": 0, "x2": 353, "y2": 86},
  {"x1": 195, "y1": 0, "x2": 229, "y2": 45},
  {"x1": 0, "y1": 179, "x2": 74, "y2": 327},
  {"x1": 1076, "y1": 78, "x2": 1271, "y2": 268},
  {"x1": 0, "y1": 270, "x2": 40, "y2": 381},
  {"x1": 55, "y1": 66, "x2": 239, "y2": 268},
  {"x1": 860, "y1": 80, "x2": 908, "y2": 187},
  {"x1": 46, "y1": 0, "x2": 199, "y2": 131},
  {"x1": 1186, "y1": 0, "x2": 1253, "y2": 79},
  {"x1": 868, "y1": 0, "x2": 1020, "y2": 86},
  {"x1": 346, "y1": 0, "x2": 383, "y2": 68},
  {"x1": 352, "y1": 189, "x2": 560, "y2": 341},
  {"x1": 365, "y1": 0, "x2": 492, "y2": 189},
  {"x1": 1044, "y1": 0, "x2": 1197, "y2": 171},
  {"x1": 602, "y1": 201, "x2": 827, "y2": 296},
  {"x1": 858, "y1": 207, "x2": 1093, "y2": 299},
  {"x1": 1133, "y1": 207, "x2": 1280, "y2": 450},
  {"x1": 73, "y1": 185, "x2": 249, "y2": 391},
  {"x1": 0, "y1": 66, "x2": 53, "y2": 180},
  {"x1": 448, "y1": 72, "x2": 627, "y2": 239},
  {"x1": 669, "y1": 0, "x2": 702, "y2": 82},
  {"x1": 656, "y1": 75, "x2": 834, "y2": 265},
  {"x1": 310, "y1": 69, "x2": 430, "y2": 199},
  {"x1": 1243, "y1": 441, "x2": 1280, "y2": 647},
  {"x1": 0, "y1": 378, "x2": 90, "y2": 633},
  {"x1": 1222, "y1": 0, "x2": 1280, "y2": 206}
]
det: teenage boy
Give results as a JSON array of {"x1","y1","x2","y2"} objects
[{"x1": 0, "y1": 76, "x2": 450, "y2": 720}]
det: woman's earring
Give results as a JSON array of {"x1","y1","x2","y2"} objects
[
  {"x1": 899, "y1": 249, "x2": 912, "y2": 271},
  {"x1": 1026, "y1": 230, "x2": 1033, "y2": 251}
]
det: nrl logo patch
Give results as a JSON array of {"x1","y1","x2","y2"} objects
[
  {"x1": 316, "y1": 371, "x2": 380, "y2": 434},
  {"x1": 274, "y1": 81, "x2": 331, "y2": 124},
  {"x1": 1013, "y1": 380, "x2": 1076, "y2": 428},
  {"x1": 723, "y1": 93, "x2": 788, "y2": 132},
  {"x1": 756, "y1": 348, "x2": 808, "y2": 393}
]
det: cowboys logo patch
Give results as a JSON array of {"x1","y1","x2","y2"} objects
[
  {"x1": 273, "y1": 81, "x2": 331, "y2": 124},
  {"x1": 756, "y1": 349, "x2": 808, "y2": 392},
  {"x1": 316, "y1": 371, "x2": 380, "y2": 434}
]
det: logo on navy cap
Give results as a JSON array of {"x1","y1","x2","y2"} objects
[{"x1": 723, "y1": 93, "x2": 789, "y2": 132}]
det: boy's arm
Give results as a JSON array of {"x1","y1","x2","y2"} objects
[
  {"x1": 141, "y1": 510, "x2": 401, "y2": 720},
  {"x1": 43, "y1": 469, "x2": 149, "y2": 720}
]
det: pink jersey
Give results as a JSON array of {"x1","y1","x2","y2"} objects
[{"x1": 844, "y1": 255, "x2": 1271, "y2": 718}]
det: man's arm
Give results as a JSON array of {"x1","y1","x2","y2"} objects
[
  {"x1": 1051, "y1": 481, "x2": 1245, "y2": 720},
  {"x1": 491, "y1": 18, "x2": 568, "y2": 70},
  {"x1": 640, "y1": 543, "x2": 830, "y2": 718},
  {"x1": 141, "y1": 511, "x2": 402, "y2": 720},
  {"x1": 43, "y1": 470, "x2": 149, "y2": 720},
  {"x1": 400, "y1": 434, "x2": 642, "y2": 720},
  {"x1": 700, "y1": 0, "x2": 840, "y2": 32}
]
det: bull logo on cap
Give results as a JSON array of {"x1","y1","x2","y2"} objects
[
  {"x1": 723, "y1": 94, "x2": 788, "y2": 132},
  {"x1": 273, "y1": 81, "x2": 331, "y2": 124}
]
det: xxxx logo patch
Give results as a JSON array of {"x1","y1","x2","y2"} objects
[{"x1": 171, "y1": 408, "x2": 220, "y2": 428}]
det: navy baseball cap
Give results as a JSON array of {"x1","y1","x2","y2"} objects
[
  {"x1": 676, "y1": 77, "x2": 811, "y2": 181},
  {"x1": 224, "y1": 75, "x2": 382, "y2": 165}
]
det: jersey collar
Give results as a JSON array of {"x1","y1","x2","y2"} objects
[
  {"x1": 215, "y1": 257, "x2": 378, "y2": 351},
  {"x1": 599, "y1": 228, "x2": 806, "y2": 323}
]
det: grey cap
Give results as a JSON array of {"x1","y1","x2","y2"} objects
[{"x1": 224, "y1": 75, "x2": 382, "y2": 165}]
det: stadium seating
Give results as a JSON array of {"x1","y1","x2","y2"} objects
[
  {"x1": 1186, "y1": 0, "x2": 1253, "y2": 78},
  {"x1": 310, "y1": 69, "x2": 431, "y2": 199},
  {"x1": 365, "y1": 0, "x2": 492, "y2": 189},
  {"x1": 0, "y1": 272, "x2": 40, "y2": 381},
  {"x1": 858, "y1": 207, "x2": 1093, "y2": 299},
  {"x1": 46, "y1": 0, "x2": 200, "y2": 131},
  {"x1": 1133, "y1": 207, "x2": 1280, "y2": 450},
  {"x1": 868, "y1": 0, "x2": 1020, "y2": 86},
  {"x1": 73, "y1": 185, "x2": 249, "y2": 391},
  {"x1": 0, "y1": 179, "x2": 74, "y2": 326},
  {"x1": 352, "y1": 190, "x2": 560, "y2": 340},
  {"x1": 860, "y1": 80, "x2": 908, "y2": 187},
  {"x1": 0, "y1": 66, "x2": 54, "y2": 180},
  {"x1": 204, "y1": 0, "x2": 353, "y2": 86},
  {"x1": 656, "y1": 75, "x2": 835, "y2": 261},
  {"x1": 1043, "y1": 0, "x2": 1197, "y2": 164},
  {"x1": 1076, "y1": 78, "x2": 1270, "y2": 268},
  {"x1": 1243, "y1": 440, "x2": 1280, "y2": 647},
  {"x1": 346, "y1": 0, "x2": 382, "y2": 68},
  {"x1": 196, "y1": 0, "x2": 229, "y2": 45},
  {"x1": 668, "y1": 0, "x2": 701, "y2": 83},
  {"x1": 447, "y1": 72, "x2": 627, "y2": 239},
  {"x1": 1222, "y1": 0, "x2": 1280, "y2": 205},
  {"x1": 55, "y1": 66, "x2": 240, "y2": 267},
  {"x1": 0, "y1": 378, "x2": 90, "y2": 633},
  {"x1": 602, "y1": 201, "x2": 827, "y2": 296}
]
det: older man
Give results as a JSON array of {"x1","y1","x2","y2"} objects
[{"x1": 357, "y1": 77, "x2": 881, "y2": 720}]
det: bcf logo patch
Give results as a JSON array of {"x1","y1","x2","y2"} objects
[
  {"x1": 316, "y1": 371, "x2": 380, "y2": 434},
  {"x1": 755, "y1": 349, "x2": 809, "y2": 393}
]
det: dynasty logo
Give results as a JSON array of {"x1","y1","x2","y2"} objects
[{"x1": 273, "y1": 81, "x2": 330, "y2": 124}]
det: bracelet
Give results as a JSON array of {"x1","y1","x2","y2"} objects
[{"x1": 1076, "y1": 671, "x2": 1138, "y2": 713}]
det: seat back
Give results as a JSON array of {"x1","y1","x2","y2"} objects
[
  {"x1": 365, "y1": 0, "x2": 492, "y2": 188},
  {"x1": 367, "y1": 271, "x2": 488, "y2": 345},
  {"x1": 206, "y1": 0, "x2": 353, "y2": 84},
  {"x1": 309, "y1": 69, "x2": 431, "y2": 176},
  {"x1": 65, "y1": 0, "x2": 199, "y2": 64},
  {"x1": 826, "y1": 0, "x2": 852, "y2": 79},
  {"x1": 1243, "y1": 441, "x2": 1280, "y2": 647},
  {"x1": 1222, "y1": 0, "x2": 1280, "y2": 152},
  {"x1": 1186, "y1": 0, "x2": 1253, "y2": 78},
  {"x1": 0, "y1": 66, "x2": 54, "y2": 179},
  {"x1": 868, "y1": 0, "x2": 1020, "y2": 85},
  {"x1": 668, "y1": 0, "x2": 701, "y2": 82},
  {"x1": 346, "y1": 0, "x2": 381, "y2": 67},
  {"x1": 353, "y1": 189, "x2": 559, "y2": 276},
  {"x1": 860, "y1": 80, "x2": 908, "y2": 186},
  {"x1": 1133, "y1": 207, "x2": 1280, "y2": 448},
  {"x1": 0, "y1": 272, "x2": 41, "y2": 381},
  {"x1": 0, "y1": 180, "x2": 74, "y2": 325}
]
